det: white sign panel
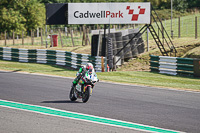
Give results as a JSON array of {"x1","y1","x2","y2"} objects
[{"x1": 68, "y1": 3, "x2": 151, "y2": 24}]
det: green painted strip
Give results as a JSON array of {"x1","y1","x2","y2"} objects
[
  {"x1": 150, "y1": 67, "x2": 159, "y2": 72},
  {"x1": 28, "y1": 49, "x2": 37, "y2": 54},
  {"x1": 0, "y1": 53, "x2": 3, "y2": 60},
  {"x1": 0, "y1": 100, "x2": 181, "y2": 133},
  {"x1": 11, "y1": 48, "x2": 19, "y2": 61},
  {"x1": 76, "y1": 60, "x2": 82, "y2": 64},
  {"x1": 11, "y1": 48, "x2": 19, "y2": 53},
  {"x1": 47, "y1": 51, "x2": 56, "y2": 64},
  {"x1": 177, "y1": 71, "x2": 194, "y2": 75},
  {"x1": 89, "y1": 56, "x2": 96, "y2": 60},
  {"x1": 150, "y1": 55, "x2": 159, "y2": 61},
  {"x1": 28, "y1": 49, "x2": 37, "y2": 63},
  {"x1": 47, "y1": 55, "x2": 57, "y2": 60},
  {"x1": 65, "y1": 51, "x2": 71, "y2": 56},
  {"x1": 177, "y1": 65, "x2": 193, "y2": 71},
  {"x1": 177, "y1": 58, "x2": 193, "y2": 65},
  {"x1": 65, "y1": 57, "x2": 72, "y2": 62},
  {"x1": 150, "y1": 61, "x2": 159, "y2": 67},
  {"x1": 77, "y1": 54, "x2": 82, "y2": 59},
  {"x1": 47, "y1": 50, "x2": 56, "y2": 55}
]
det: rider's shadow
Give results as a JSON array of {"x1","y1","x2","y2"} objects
[{"x1": 41, "y1": 100, "x2": 81, "y2": 103}]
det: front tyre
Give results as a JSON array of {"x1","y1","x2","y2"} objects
[
  {"x1": 69, "y1": 87, "x2": 77, "y2": 101},
  {"x1": 82, "y1": 86, "x2": 90, "y2": 103}
]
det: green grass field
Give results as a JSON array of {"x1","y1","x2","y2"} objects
[
  {"x1": 142, "y1": 13, "x2": 200, "y2": 40},
  {"x1": 0, "y1": 13, "x2": 199, "y2": 91},
  {"x1": 0, "y1": 60, "x2": 199, "y2": 91}
]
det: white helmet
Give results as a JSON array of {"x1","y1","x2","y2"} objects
[{"x1": 86, "y1": 63, "x2": 94, "y2": 72}]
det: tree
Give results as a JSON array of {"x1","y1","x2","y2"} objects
[
  {"x1": 173, "y1": 0, "x2": 188, "y2": 12},
  {"x1": 0, "y1": 0, "x2": 45, "y2": 34},
  {"x1": 23, "y1": 0, "x2": 45, "y2": 31},
  {"x1": 0, "y1": 0, "x2": 26, "y2": 33},
  {"x1": 147, "y1": 0, "x2": 168, "y2": 9},
  {"x1": 186, "y1": 0, "x2": 199, "y2": 9}
]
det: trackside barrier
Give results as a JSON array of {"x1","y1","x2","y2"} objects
[
  {"x1": 0, "y1": 47, "x2": 107, "y2": 72},
  {"x1": 150, "y1": 55, "x2": 198, "y2": 76}
]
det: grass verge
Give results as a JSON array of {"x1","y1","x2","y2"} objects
[{"x1": 0, "y1": 60, "x2": 199, "y2": 91}]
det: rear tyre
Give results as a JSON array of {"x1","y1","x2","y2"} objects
[
  {"x1": 82, "y1": 86, "x2": 90, "y2": 103},
  {"x1": 69, "y1": 87, "x2": 77, "y2": 101}
]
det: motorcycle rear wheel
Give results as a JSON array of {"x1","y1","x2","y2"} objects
[
  {"x1": 82, "y1": 86, "x2": 90, "y2": 103},
  {"x1": 69, "y1": 87, "x2": 77, "y2": 101}
]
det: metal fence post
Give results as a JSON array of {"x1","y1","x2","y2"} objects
[
  {"x1": 147, "y1": 28, "x2": 149, "y2": 52},
  {"x1": 13, "y1": 31, "x2": 15, "y2": 45},
  {"x1": 22, "y1": 31, "x2": 24, "y2": 45},
  {"x1": 195, "y1": 16, "x2": 197, "y2": 39},
  {"x1": 4, "y1": 31, "x2": 6, "y2": 46},
  {"x1": 178, "y1": 17, "x2": 180, "y2": 38},
  {"x1": 41, "y1": 29, "x2": 43, "y2": 46}
]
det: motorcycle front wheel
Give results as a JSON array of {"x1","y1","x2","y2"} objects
[
  {"x1": 82, "y1": 86, "x2": 91, "y2": 103},
  {"x1": 69, "y1": 87, "x2": 77, "y2": 101}
]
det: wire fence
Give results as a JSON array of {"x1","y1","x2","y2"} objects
[
  {"x1": 0, "y1": 24, "x2": 135, "y2": 48},
  {"x1": 143, "y1": 14, "x2": 200, "y2": 39},
  {"x1": 0, "y1": 26, "x2": 92, "y2": 47},
  {"x1": 0, "y1": 15, "x2": 199, "y2": 49}
]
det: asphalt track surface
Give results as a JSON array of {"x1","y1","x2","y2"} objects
[{"x1": 0, "y1": 71, "x2": 200, "y2": 133}]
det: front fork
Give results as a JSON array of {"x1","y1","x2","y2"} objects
[
  {"x1": 83, "y1": 85, "x2": 93, "y2": 95},
  {"x1": 73, "y1": 74, "x2": 81, "y2": 85}
]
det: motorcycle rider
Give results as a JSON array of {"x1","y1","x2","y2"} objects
[{"x1": 71, "y1": 63, "x2": 95, "y2": 89}]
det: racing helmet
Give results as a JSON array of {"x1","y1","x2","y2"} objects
[{"x1": 86, "y1": 63, "x2": 94, "y2": 73}]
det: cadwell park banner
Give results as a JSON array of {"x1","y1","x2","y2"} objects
[{"x1": 68, "y1": 3, "x2": 151, "y2": 24}]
